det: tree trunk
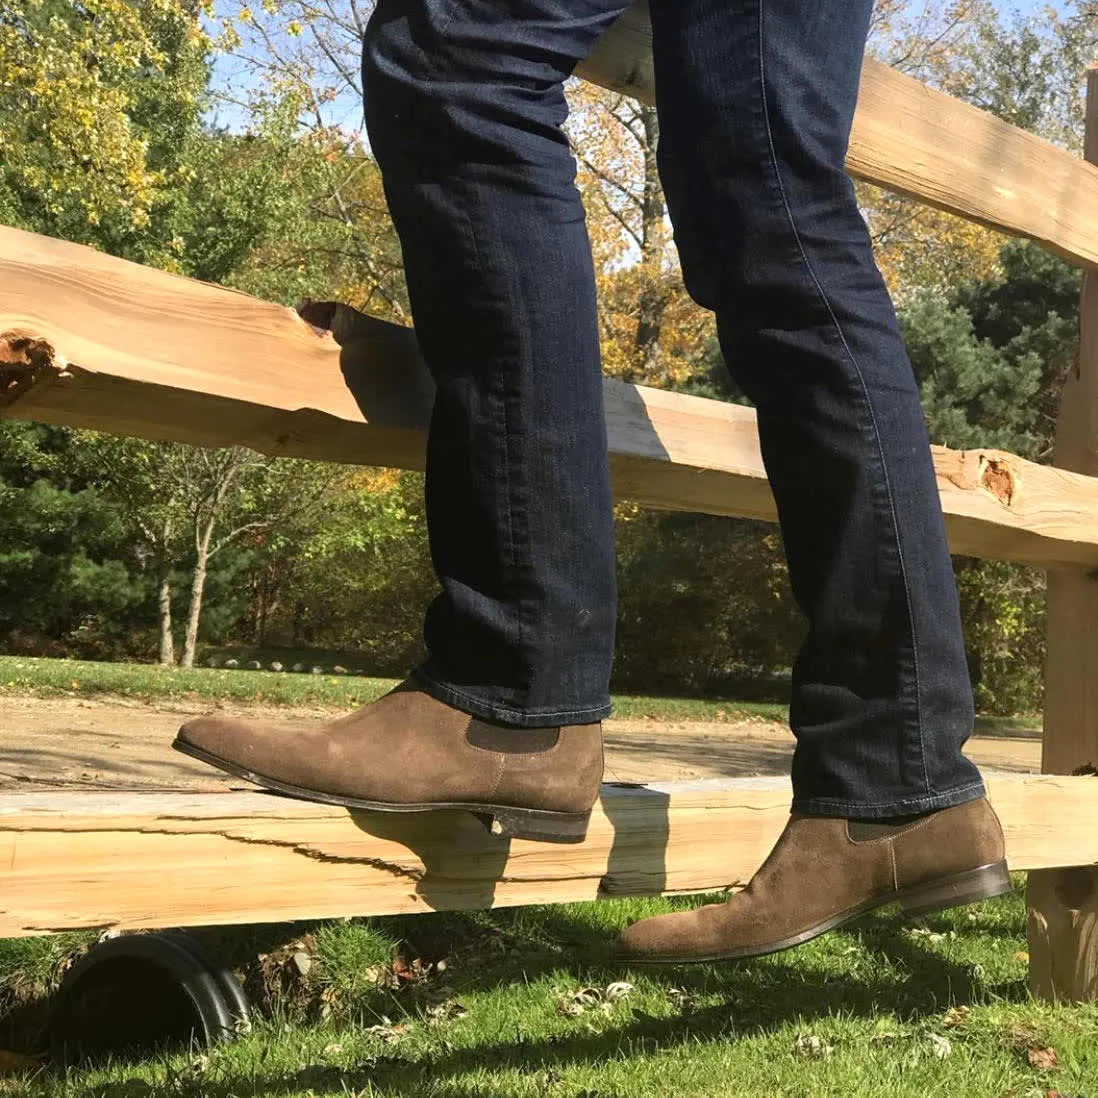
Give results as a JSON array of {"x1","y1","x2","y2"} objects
[
  {"x1": 157, "y1": 563, "x2": 175, "y2": 666},
  {"x1": 254, "y1": 566, "x2": 277, "y2": 647},
  {"x1": 180, "y1": 526, "x2": 212, "y2": 669},
  {"x1": 635, "y1": 104, "x2": 666, "y2": 379}
]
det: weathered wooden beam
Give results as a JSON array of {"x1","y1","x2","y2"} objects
[
  {"x1": 579, "y1": 4, "x2": 1098, "y2": 270},
  {"x1": 2, "y1": 252, "x2": 1095, "y2": 562},
  {"x1": 0, "y1": 775, "x2": 1092, "y2": 937},
  {"x1": 4, "y1": 234, "x2": 1098, "y2": 566},
  {"x1": 1027, "y1": 67, "x2": 1098, "y2": 1004}
]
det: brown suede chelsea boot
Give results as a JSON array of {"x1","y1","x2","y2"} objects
[
  {"x1": 174, "y1": 680, "x2": 603, "y2": 844},
  {"x1": 617, "y1": 796, "x2": 1009, "y2": 963}
]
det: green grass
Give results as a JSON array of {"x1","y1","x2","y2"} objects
[
  {"x1": 2, "y1": 877, "x2": 1095, "y2": 1097},
  {"x1": 0, "y1": 656, "x2": 787, "y2": 722},
  {"x1": 0, "y1": 656, "x2": 1040, "y2": 732},
  {"x1": 0, "y1": 655, "x2": 402, "y2": 709}
]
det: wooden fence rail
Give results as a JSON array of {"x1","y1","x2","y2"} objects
[
  {"x1": 5, "y1": 236, "x2": 1098, "y2": 569},
  {"x1": 2, "y1": 776, "x2": 1096, "y2": 939}
]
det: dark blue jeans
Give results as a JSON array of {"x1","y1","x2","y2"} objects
[{"x1": 361, "y1": 0, "x2": 986, "y2": 816}]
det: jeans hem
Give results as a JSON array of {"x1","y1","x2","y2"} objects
[
  {"x1": 791, "y1": 780, "x2": 987, "y2": 820},
  {"x1": 412, "y1": 667, "x2": 611, "y2": 727}
]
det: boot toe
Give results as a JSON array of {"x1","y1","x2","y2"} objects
[
  {"x1": 617, "y1": 910, "x2": 707, "y2": 963},
  {"x1": 175, "y1": 716, "x2": 267, "y2": 768}
]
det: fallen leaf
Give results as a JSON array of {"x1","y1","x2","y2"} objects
[
  {"x1": 906, "y1": 926, "x2": 947, "y2": 943},
  {"x1": 605, "y1": 981, "x2": 634, "y2": 1001},
  {"x1": 174, "y1": 1055, "x2": 210, "y2": 1084},
  {"x1": 366, "y1": 1018, "x2": 411, "y2": 1044},
  {"x1": 391, "y1": 953, "x2": 433, "y2": 985},
  {"x1": 1008, "y1": 1026, "x2": 1041, "y2": 1049},
  {"x1": 425, "y1": 1000, "x2": 467, "y2": 1026},
  {"x1": 943, "y1": 1006, "x2": 971, "y2": 1028},
  {"x1": 792, "y1": 1033, "x2": 833, "y2": 1059},
  {"x1": 557, "y1": 987, "x2": 601, "y2": 1016},
  {"x1": 927, "y1": 1033, "x2": 953, "y2": 1059},
  {"x1": 1013, "y1": 951, "x2": 1030, "y2": 964},
  {"x1": 1027, "y1": 1045, "x2": 1060, "y2": 1071},
  {"x1": 667, "y1": 986, "x2": 698, "y2": 1010}
]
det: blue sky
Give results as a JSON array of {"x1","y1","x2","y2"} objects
[{"x1": 206, "y1": 0, "x2": 1073, "y2": 134}]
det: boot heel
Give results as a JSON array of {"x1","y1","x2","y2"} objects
[
  {"x1": 477, "y1": 807, "x2": 591, "y2": 845},
  {"x1": 899, "y1": 860, "x2": 1013, "y2": 919}
]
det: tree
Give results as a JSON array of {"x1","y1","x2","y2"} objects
[
  {"x1": 562, "y1": 83, "x2": 716, "y2": 389},
  {"x1": 74, "y1": 438, "x2": 192, "y2": 664},
  {"x1": 899, "y1": 240, "x2": 1081, "y2": 712},
  {"x1": 156, "y1": 446, "x2": 336, "y2": 667},
  {"x1": 0, "y1": 0, "x2": 210, "y2": 251},
  {"x1": 0, "y1": 423, "x2": 155, "y2": 658},
  {"x1": 238, "y1": 468, "x2": 435, "y2": 669},
  {"x1": 862, "y1": 0, "x2": 1097, "y2": 300},
  {"x1": 211, "y1": 0, "x2": 408, "y2": 318},
  {"x1": 71, "y1": 433, "x2": 340, "y2": 666}
]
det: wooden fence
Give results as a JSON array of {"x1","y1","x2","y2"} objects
[{"x1": 2, "y1": 5, "x2": 1098, "y2": 1001}]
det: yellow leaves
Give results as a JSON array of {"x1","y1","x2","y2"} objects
[
  {"x1": 0, "y1": 0, "x2": 205, "y2": 236},
  {"x1": 287, "y1": 20, "x2": 303, "y2": 37},
  {"x1": 219, "y1": 21, "x2": 243, "y2": 51},
  {"x1": 595, "y1": 263, "x2": 715, "y2": 389},
  {"x1": 347, "y1": 468, "x2": 403, "y2": 494},
  {"x1": 860, "y1": 182, "x2": 1003, "y2": 300}
]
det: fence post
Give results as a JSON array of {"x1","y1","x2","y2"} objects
[{"x1": 1026, "y1": 64, "x2": 1098, "y2": 1002}]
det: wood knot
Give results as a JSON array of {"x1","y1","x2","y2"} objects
[
  {"x1": 0, "y1": 330, "x2": 70, "y2": 408},
  {"x1": 978, "y1": 455, "x2": 1015, "y2": 506}
]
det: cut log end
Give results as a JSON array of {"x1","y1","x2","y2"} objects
[{"x1": 0, "y1": 329, "x2": 72, "y2": 409}]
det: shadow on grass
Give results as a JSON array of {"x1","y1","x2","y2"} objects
[
  {"x1": 111, "y1": 899, "x2": 1029, "y2": 1098},
  {"x1": 0, "y1": 991, "x2": 53, "y2": 1059}
]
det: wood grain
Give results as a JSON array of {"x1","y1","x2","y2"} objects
[
  {"x1": 0, "y1": 775, "x2": 1093, "y2": 937},
  {"x1": 1027, "y1": 68, "x2": 1098, "y2": 1004},
  {"x1": 579, "y1": 4, "x2": 1098, "y2": 269},
  {"x1": 5, "y1": 246, "x2": 1098, "y2": 567}
]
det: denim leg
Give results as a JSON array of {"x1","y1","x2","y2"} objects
[
  {"x1": 362, "y1": 0, "x2": 628, "y2": 727},
  {"x1": 648, "y1": 0, "x2": 985, "y2": 816}
]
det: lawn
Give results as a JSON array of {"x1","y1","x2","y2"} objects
[
  {"x1": 0, "y1": 878, "x2": 1093, "y2": 1097},
  {"x1": 0, "y1": 655, "x2": 789, "y2": 723},
  {"x1": 0, "y1": 656, "x2": 1042, "y2": 734}
]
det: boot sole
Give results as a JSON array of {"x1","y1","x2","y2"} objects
[
  {"x1": 172, "y1": 738, "x2": 592, "y2": 844},
  {"x1": 620, "y1": 859, "x2": 1013, "y2": 965}
]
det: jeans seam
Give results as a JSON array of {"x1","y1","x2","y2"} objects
[
  {"x1": 755, "y1": 0, "x2": 930, "y2": 796},
  {"x1": 417, "y1": 668, "x2": 609, "y2": 721},
  {"x1": 793, "y1": 780, "x2": 985, "y2": 812}
]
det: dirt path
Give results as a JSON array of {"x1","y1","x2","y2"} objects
[{"x1": 0, "y1": 695, "x2": 1041, "y2": 792}]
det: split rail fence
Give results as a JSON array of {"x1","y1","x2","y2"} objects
[{"x1": 2, "y1": 6, "x2": 1098, "y2": 1001}]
